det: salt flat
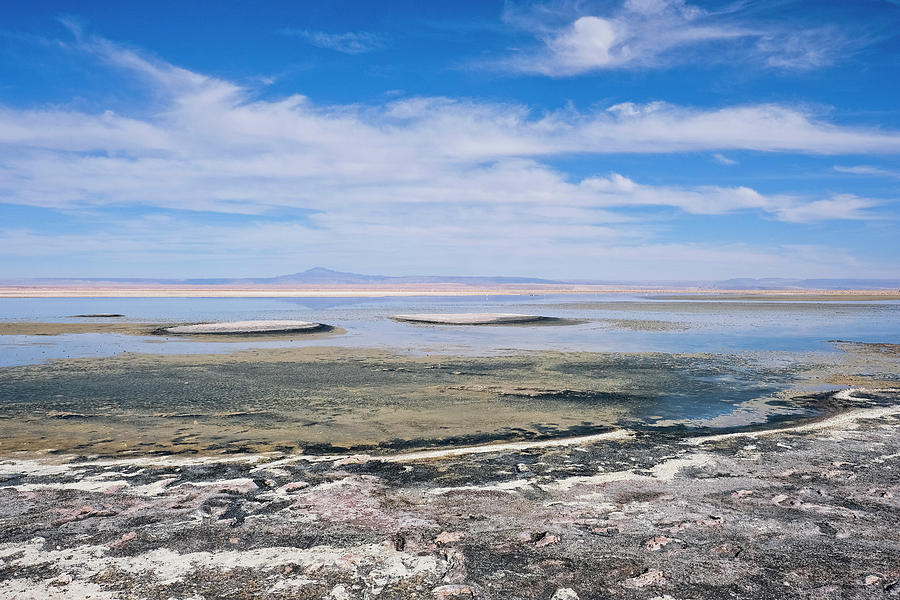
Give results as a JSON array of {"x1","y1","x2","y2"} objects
[{"x1": 163, "y1": 320, "x2": 326, "y2": 334}]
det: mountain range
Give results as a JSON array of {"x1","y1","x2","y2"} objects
[{"x1": 2, "y1": 268, "x2": 899, "y2": 290}]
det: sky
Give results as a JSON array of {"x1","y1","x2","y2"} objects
[{"x1": 1, "y1": 0, "x2": 899, "y2": 280}]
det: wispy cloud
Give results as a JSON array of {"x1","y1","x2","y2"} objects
[
  {"x1": 579, "y1": 174, "x2": 877, "y2": 223},
  {"x1": 834, "y1": 164, "x2": 900, "y2": 179},
  {"x1": 768, "y1": 194, "x2": 880, "y2": 223},
  {"x1": 283, "y1": 29, "x2": 385, "y2": 54},
  {"x1": 498, "y1": 0, "x2": 858, "y2": 75},
  {"x1": 0, "y1": 33, "x2": 894, "y2": 277},
  {"x1": 757, "y1": 26, "x2": 852, "y2": 71},
  {"x1": 1, "y1": 38, "x2": 897, "y2": 213},
  {"x1": 713, "y1": 153, "x2": 738, "y2": 165}
]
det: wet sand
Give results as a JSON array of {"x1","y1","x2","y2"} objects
[
  {"x1": 0, "y1": 322, "x2": 162, "y2": 336},
  {"x1": 0, "y1": 321, "x2": 345, "y2": 342},
  {"x1": 599, "y1": 318, "x2": 688, "y2": 331}
]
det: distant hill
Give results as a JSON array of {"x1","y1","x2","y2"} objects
[
  {"x1": 2, "y1": 268, "x2": 899, "y2": 290},
  {"x1": 567, "y1": 277, "x2": 900, "y2": 290},
  {"x1": 708, "y1": 278, "x2": 900, "y2": 290},
  {"x1": 267, "y1": 267, "x2": 559, "y2": 285},
  {"x1": 0, "y1": 267, "x2": 561, "y2": 286}
]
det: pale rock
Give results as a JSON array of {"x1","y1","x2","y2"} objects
[
  {"x1": 644, "y1": 536, "x2": 678, "y2": 551},
  {"x1": 108, "y1": 531, "x2": 136, "y2": 548},
  {"x1": 435, "y1": 531, "x2": 465, "y2": 545},
  {"x1": 623, "y1": 569, "x2": 666, "y2": 589},
  {"x1": 327, "y1": 584, "x2": 352, "y2": 600},
  {"x1": 433, "y1": 584, "x2": 478, "y2": 598},
  {"x1": 49, "y1": 573, "x2": 72, "y2": 587},
  {"x1": 334, "y1": 455, "x2": 372, "y2": 467}
]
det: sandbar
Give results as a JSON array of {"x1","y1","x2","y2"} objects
[
  {"x1": 161, "y1": 320, "x2": 328, "y2": 335},
  {"x1": 392, "y1": 313, "x2": 552, "y2": 325}
]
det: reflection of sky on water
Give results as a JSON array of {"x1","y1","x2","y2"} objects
[{"x1": 1, "y1": 295, "x2": 899, "y2": 367}]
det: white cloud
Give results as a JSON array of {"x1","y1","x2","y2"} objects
[
  {"x1": 0, "y1": 222, "x2": 879, "y2": 280},
  {"x1": 1, "y1": 40, "x2": 895, "y2": 215},
  {"x1": 579, "y1": 174, "x2": 877, "y2": 222},
  {"x1": 577, "y1": 102, "x2": 900, "y2": 154},
  {"x1": 713, "y1": 153, "x2": 738, "y2": 165},
  {"x1": 834, "y1": 165, "x2": 900, "y2": 179},
  {"x1": 284, "y1": 29, "x2": 385, "y2": 54},
  {"x1": 767, "y1": 194, "x2": 879, "y2": 223},
  {"x1": 757, "y1": 26, "x2": 852, "y2": 71},
  {"x1": 500, "y1": 0, "x2": 854, "y2": 75},
  {"x1": 540, "y1": 16, "x2": 622, "y2": 71},
  {"x1": 0, "y1": 34, "x2": 894, "y2": 278}
]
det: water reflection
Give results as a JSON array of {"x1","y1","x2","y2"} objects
[{"x1": 1, "y1": 295, "x2": 899, "y2": 367}]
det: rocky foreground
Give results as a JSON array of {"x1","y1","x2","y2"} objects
[{"x1": 1, "y1": 388, "x2": 898, "y2": 600}]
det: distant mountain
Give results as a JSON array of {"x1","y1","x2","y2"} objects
[
  {"x1": 568, "y1": 277, "x2": 900, "y2": 290},
  {"x1": 1, "y1": 267, "x2": 561, "y2": 286},
  {"x1": 2, "y1": 269, "x2": 899, "y2": 289},
  {"x1": 711, "y1": 278, "x2": 900, "y2": 290},
  {"x1": 268, "y1": 267, "x2": 559, "y2": 285},
  {"x1": 269, "y1": 267, "x2": 390, "y2": 284}
]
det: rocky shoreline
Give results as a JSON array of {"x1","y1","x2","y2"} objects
[
  {"x1": 1, "y1": 387, "x2": 899, "y2": 599},
  {"x1": 1, "y1": 339, "x2": 898, "y2": 599}
]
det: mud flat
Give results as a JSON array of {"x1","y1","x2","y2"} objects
[
  {"x1": 1, "y1": 341, "x2": 898, "y2": 456},
  {"x1": 0, "y1": 320, "x2": 343, "y2": 342},
  {"x1": 0, "y1": 346, "x2": 850, "y2": 457},
  {"x1": 0, "y1": 321, "x2": 160, "y2": 336},
  {"x1": 392, "y1": 313, "x2": 560, "y2": 325},
  {"x1": 600, "y1": 318, "x2": 688, "y2": 331}
]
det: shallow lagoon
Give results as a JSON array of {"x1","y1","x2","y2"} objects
[
  {"x1": 1, "y1": 295, "x2": 898, "y2": 456},
  {"x1": 1, "y1": 295, "x2": 899, "y2": 367}
]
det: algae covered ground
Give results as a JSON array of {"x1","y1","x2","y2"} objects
[{"x1": 0, "y1": 345, "x2": 872, "y2": 456}]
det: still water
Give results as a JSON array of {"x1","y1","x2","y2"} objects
[
  {"x1": 1, "y1": 295, "x2": 898, "y2": 455},
  {"x1": 1, "y1": 295, "x2": 899, "y2": 367}
]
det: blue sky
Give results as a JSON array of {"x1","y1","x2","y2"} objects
[{"x1": 1, "y1": 0, "x2": 899, "y2": 279}]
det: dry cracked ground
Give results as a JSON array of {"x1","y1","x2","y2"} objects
[{"x1": 1, "y1": 387, "x2": 899, "y2": 600}]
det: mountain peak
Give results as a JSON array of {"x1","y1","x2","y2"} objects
[{"x1": 301, "y1": 267, "x2": 341, "y2": 275}]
